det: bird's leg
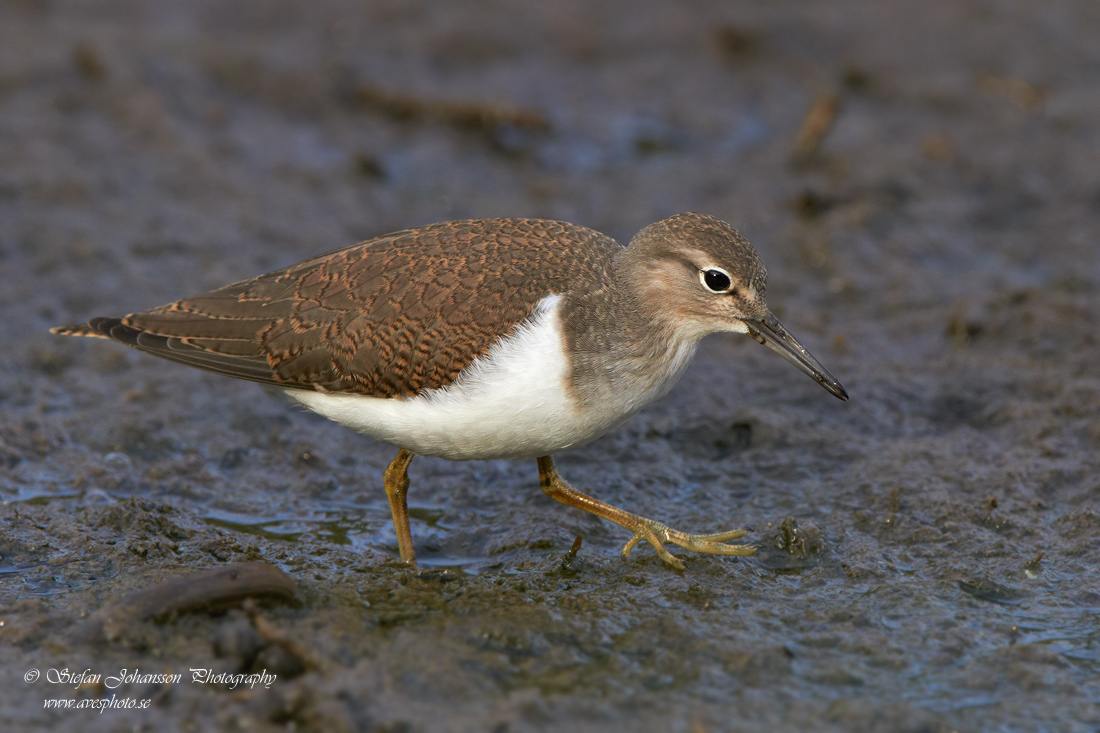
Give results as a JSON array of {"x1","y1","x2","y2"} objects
[
  {"x1": 383, "y1": 449, "x2": 417, "y2": 565},
  {"x1": 536, "y1": 456, "x2": 755, "y2": 571}
]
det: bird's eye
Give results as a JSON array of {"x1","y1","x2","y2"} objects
[{"x1": 700, "y1": 268, "x2": 732, "y2": 293}]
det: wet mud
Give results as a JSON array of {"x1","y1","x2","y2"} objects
[{"x1": 2, "y1": 1, "x2": 1099, "y2": 731}]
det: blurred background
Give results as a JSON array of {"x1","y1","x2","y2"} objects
[{"x1": 2, "y1": 1, "x2": 1098, "y2": 731}]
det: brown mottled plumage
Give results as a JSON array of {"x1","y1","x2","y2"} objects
[{"x1": 56, "y1": 219, "x2": 618, "y2": 398}]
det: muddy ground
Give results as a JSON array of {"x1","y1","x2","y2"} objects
[{"x1": 2, "y1": 1, "x2": 1099, "y2": 731}]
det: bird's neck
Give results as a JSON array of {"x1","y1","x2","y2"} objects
[{"x1": 559, "y1": 249, "x2": 701, "y2": 412}]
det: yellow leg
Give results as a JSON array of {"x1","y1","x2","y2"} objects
[
  {"x1": 383, "y1": 449, "x2": 416, "y2": 565},
  {"x1": 536, "y1": 456, "x2": 755, "y2": 570}
]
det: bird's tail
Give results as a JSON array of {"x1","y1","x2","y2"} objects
[{"x1": 49, "y1": 321, "x2": 112, "y2": 338}]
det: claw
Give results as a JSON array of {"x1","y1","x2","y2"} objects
[{"x1": 621, "y1": 519, "x2": 756, "y2": 570}]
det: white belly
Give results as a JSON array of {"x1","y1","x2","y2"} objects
[{"x1": 285, "y1": 295, "x2": 632, "y2": 461}]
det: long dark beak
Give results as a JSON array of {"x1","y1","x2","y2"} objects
[{"x1": 744, "y1": 312, "x2": 849, "y2": 400}]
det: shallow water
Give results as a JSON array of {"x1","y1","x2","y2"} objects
[{"x1": 2, "y1": 1, "x2": 1099, "y2": 730}]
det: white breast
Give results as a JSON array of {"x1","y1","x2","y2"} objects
[{"x1": 286, "y1": 295, "x2": 638, "y2": 461}]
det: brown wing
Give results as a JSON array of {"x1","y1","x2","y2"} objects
[{"x1": 52, "y1": 219, "x2": 620, "y2": 398}]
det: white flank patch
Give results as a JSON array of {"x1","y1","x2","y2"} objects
[{"x1": 287, "y1": 295, "x2": 619, "y2": 461}]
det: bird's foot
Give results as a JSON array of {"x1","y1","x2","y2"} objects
[
  {"x1": 621, "y1": 521, "x2": 754, "y2": 571},
  {"x1": 536, "y1": 455, "x2": 755, "y2": 570}
]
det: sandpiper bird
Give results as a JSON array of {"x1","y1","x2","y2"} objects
[{"x1": 53, "y1": 213, "x2": 847, "y2": 570}]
